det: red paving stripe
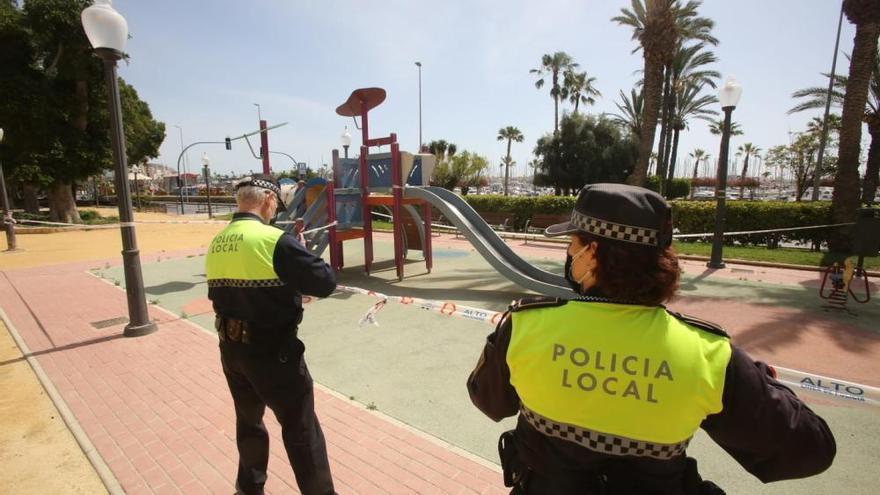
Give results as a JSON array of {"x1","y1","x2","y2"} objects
[{"x1": 0, "y1": 262, "x2": 505, "y2": 494}]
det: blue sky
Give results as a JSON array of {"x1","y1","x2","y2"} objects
[{"x1": 116, "y1": 0, "x2": 853, "y2": 179}]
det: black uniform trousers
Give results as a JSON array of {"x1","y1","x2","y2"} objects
[{"x1": 219, "y1": 334, "x2": 335, "y2": 495}]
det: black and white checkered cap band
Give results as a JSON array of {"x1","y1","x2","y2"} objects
[
  {"x1": 571, "y1": 211, "x2": 659, "y2": 246},
  {"x1": 236, "y1": 178, "x2": 281, "y2": 196},
  {"x1": 207, "y1": 278, "x2": 286, "y2": 289},
  {"x1": 521, "y1": 405, "x2": 690, "y2": 460}
]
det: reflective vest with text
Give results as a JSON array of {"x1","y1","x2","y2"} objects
[{"x1": 508, "y1": 302, "x2": 731, "y2": 445}]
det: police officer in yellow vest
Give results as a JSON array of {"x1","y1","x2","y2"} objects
[
  {"x1": 205, "y1": 175, "x2": 337, "y2": 495},
  {"x1": 467, "y1": 184, "x2": 835, "y2": 494}
]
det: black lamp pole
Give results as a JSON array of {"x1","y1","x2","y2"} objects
[
  {"x1": 96, "y1": 47, "x2": 156, "y2": 337},
  {"x1": 708, "y1": 105, "x2": 735, "y2": 269},
  {"x1": 0, "y1": 128, "x2": 17, "y2": 251},
  {"x1": 203, "y1": 162, "x2": 212, "y2": 219}
]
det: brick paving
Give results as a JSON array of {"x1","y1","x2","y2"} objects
[{"x1": 0, "y1": 259, "x2": 506, "y2": 495}]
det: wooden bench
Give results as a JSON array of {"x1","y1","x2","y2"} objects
[
  {"x1": 524, "y1": 213, "x2": 569, "y2": 233},
  {"x1": 454, "y1": 211, "x2": 510, "y2": 239},
  {"x1": 523, "y1": 213, "x2": 569, "y2": 245}
]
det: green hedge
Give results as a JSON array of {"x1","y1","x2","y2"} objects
[
  {"x1": 645, "y1": 176, "x2": 691, "y2": 199},
  {"x1": 462, "y1": 195, "x2": 575, "y2": 230},
  {"x1": 670, "y1": 200, "x2": 833, "y2": 247},
  {"x1": 457, "y1": 195, "x2": 834, "y2": 247}
]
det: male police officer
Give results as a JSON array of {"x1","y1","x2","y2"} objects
[
  {"x1": 206, "y1": 175, "x2": 337, "y2": 495},
  {"x1": 468, "y1": 184, "x2": 835, "y2": 494}
]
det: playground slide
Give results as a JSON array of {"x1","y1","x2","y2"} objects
[{"x1": 404, "y1": 186, "x2": 576, "y2": 299}]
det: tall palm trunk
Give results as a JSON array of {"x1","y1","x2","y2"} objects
[
  {"x1": 630, "y1": 59, "x2": 664, "y2": 187},
  {"x1": 553, "y1": 72, "x2": 560, "y2": 132},
  {"x1": 664, "y1": 125, "x2": 681, "y2": 197},
  {"x1": 689, "y1": 157, "x2": 701, "y2": 199},
  {"x1": 739, "y1": 154, "x2": 751, "y2": 199},
  {"x1": 656, "y1": 67, "x2": 672, "y2": 183},
  {"x1": 831, "y1": 5, "x2": 880, "y2": 251},
  {"x1": 504, "y1": 138, "x2": 512, "y2": 196},
  {"x1": 862, "y1": 117, "x2": 880, "y2": 204},
  {"x1": 661, "y1": 75, "x2": 677, "y2": 186}
]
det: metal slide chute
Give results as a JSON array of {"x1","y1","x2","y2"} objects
[{"x1": 404, "y1": 186, "x2": 575, "y2": 298}]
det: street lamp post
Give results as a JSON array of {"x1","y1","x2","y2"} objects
[
  {"x1": 415, "y1": 61, "x2": 422, "y2": 150},
  {"x1": 202, "y1": 152, "x2": 212, "y2": 219},
  {"x1": 173, "y1": 124, "x2": 187, "y2": 208},
  {"x1": 708, "y1": 77, "x2": 743, "y2": 269},
  {"x1": 341, "y1": 126, "x2": 352, "y2": 159},
  {"x1": 0, "y1": 128, "x2": 18, "y2": 251},
  {"x1": 82, "y1": 0, "x2": 156, "y2": 337}
]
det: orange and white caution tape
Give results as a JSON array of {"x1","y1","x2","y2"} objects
[{"x1": 334, "y1": 285, "x2": 504, "y2": 327}]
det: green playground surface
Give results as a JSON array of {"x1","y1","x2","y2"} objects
[{"x1": 95, "y1": 237, "x2": 880, "y2": 494}]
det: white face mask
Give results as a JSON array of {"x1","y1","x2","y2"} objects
[{"x1": 564, "y1": 244, "x2": 592, "y2": 292}]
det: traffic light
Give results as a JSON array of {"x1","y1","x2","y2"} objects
[{"x1": 225, "y1": 137, "x2": 232, "y2": 150}]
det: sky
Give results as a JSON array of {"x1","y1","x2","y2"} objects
[{"x1": 115, "y1": 0, "x2": 854, "y2": 179}]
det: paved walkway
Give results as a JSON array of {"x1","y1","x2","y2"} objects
[{"x1": 0, "y1": 255, "x2": 505, "y2": 495}]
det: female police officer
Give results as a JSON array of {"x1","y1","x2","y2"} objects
[{"x1": 467, "y1": 183, "x2": 835, "y2": 494}]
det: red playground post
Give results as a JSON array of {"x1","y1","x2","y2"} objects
[{"x1": 332, "y1": 87, "x2": 430, "y2": 281}]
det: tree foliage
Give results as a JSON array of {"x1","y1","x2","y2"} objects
[
  {"x1": 533, "y1": 113, "x2": 638, "y2": 195},
  {"x1": 430, "y1": 150, "x2": 488, "y2": 195},
  {"x1": 0, "y1": 0, "x2": 164, "y2": 221}
]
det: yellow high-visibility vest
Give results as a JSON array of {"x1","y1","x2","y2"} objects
[
  {"x1": 205, "y1": 217, "x2": 283, "y2": 285},
  {"x1": 508, "y1": 301, "x2": 731, "y2": 446}
]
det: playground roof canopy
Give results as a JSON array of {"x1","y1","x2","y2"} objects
[{"x1": 336, "y1": 87, "x2": 386, "y2": 117}]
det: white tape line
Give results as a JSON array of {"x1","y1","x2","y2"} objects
[
  {"x1": 673, "y1": 222, "x2": 856, "y2": 239},
  {"x1": 337, "y1": 284, "x2": 878, "y2": 409},
  {"x1": 302, "y1": 221, "x2": 338, "y2": 235},
  {"x1": 335, "y1": 285, "x2": 504, "y2": 328},
  {"x1": 775, "y1": 366, "x2": 879, "y2": 407}
]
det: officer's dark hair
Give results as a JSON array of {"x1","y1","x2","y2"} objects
[{"x1": 575, "y1": 232, "x2": 681, "y2": 306}]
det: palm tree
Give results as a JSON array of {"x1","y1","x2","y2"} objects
[
  {"x1": 562, "y1": 70, "x2": 601, "y2": 113},
  {"x1": 708, "y1": 118, "x2": 743, "y2": 136},
  {"x1": 428, "y1": 140, "x2": 457, "y2": 159},
  {"x1": 497, "y1": 126, "x2": 524, "y2": 196},
  {"x1": 737, "y1": 143, "x2": 761, "y2": 199},
  {"x1": 530, "y1": 52, "x2": 578, "y2": 132},
  {"x1": 791, "y1": 53, "x2": 880, "y2": 204},
  {"x1": 610, "y1": 88, "x2": 644, "y2": 139},
  {"x1": 613, "y1": 0, "x2": 717, "y2": 187},
  {"x1": 688, "y1": 148, "x2": 707, "y2": 198},
  {"x1": 831, "y1": 0, "x2": 880, "y2": 250},
  {"x1": 658, "y1": 43, "x2": 719, "y2": 187},
  {"x1": 665, "y1": 81, "x2": 717, "y2": 196},
  {"x1": 613, "y1": 0, "x2": 678, "y2": 186}
]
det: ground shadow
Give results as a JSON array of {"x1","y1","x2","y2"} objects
[
  {"x1": 145, "y1": 280, "x2": 204, "y2": 295},
  {"x1": 0, "y1": 332, "x2": 126, "y2": 368}
]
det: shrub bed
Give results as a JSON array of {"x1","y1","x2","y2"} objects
[{"x1": 455, "y1": 195, "x2": 834, "y2": 248}]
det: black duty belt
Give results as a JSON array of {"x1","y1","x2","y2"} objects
[
  {"x1": 215, "y1": 316, "x2": 299, "y2": 345},
  {"x1": 215, "y1": 316, "x2": 251, "y2": 343}
]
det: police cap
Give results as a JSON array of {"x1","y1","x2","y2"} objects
[
  {"x1": 544, "y1": 183, "x2": 673, "y2": 247},
  {"x1": 234, "y1": 174, "x2": 281, "y2": 198}
]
